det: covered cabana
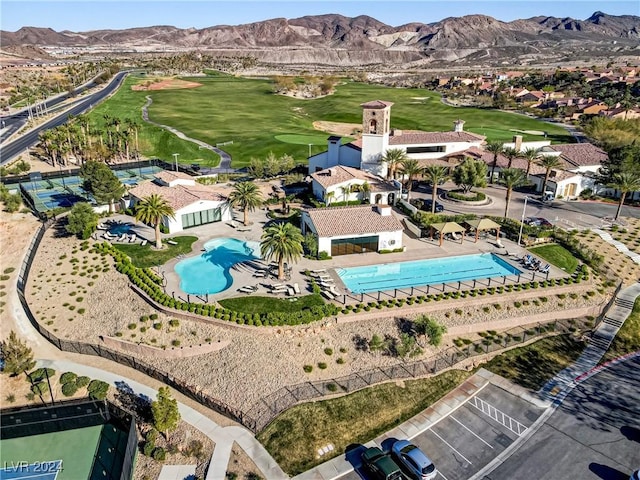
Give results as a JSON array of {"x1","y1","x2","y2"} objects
[
  {"x1": 429, "y1": 222, "x2": 465, "y2": 246},
  {"x1": 465, "y1": 218, "x2": 501, "y2": 243}
]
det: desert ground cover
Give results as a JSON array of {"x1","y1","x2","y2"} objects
[{"x1": 88, "y1": 72, "x2": 572, "y2": 168}]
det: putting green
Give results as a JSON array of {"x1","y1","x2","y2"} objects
[
  {"x1": 510, "y1": 128, "x2": 546, "y2": 136},
  {"x1": 274, "y1": 134, "x2": 339, "y2": 145}
]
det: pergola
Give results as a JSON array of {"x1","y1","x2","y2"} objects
[
  {"x1": 430, "y1": 222, "x2": 466, "y2": 246},
  {"x1": 465, "y1": 218, "x2": 501, "y2": 243}
]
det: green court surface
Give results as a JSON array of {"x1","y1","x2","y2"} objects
[{"x1": 0, "y1": 425, "x2": 102, "y2": 480}]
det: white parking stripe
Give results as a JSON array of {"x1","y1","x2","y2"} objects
[
  {"x1": 449, "y1": 415, "x2": 494, "y2": 449},
  {"x1": 470, "y1": 396, "x2": 528, "y2": 436},
  {"x1": 438, "y1": 470, "x2": 450, "y2": 480},
  {"x1": 429, "y1": 428, "x2": 473, "y2": 465}
]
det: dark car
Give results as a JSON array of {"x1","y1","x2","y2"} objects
[
  {"x1": 524, "y1": 217, "x2": 552, "y2": 228},
  {"x1": 361, "y1": 446, "x2": 405, "y2": 480},
  {"x1": 190, "y1": 163, "x2": 201, "y2": 172},
  {"x1": 421, "y1": 199, "x2": 444, "y2": 213},
  {"x1": 391, "y1": 440, "x2": 437, "y2": 480}
]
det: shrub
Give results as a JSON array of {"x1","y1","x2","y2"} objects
[
  {"x1": 303, "y1": 365, "x2": 313, "y2": 373},
  {"x1": 31, "y1": 382, "x2": 49, "y2": 395},
  {"x1": 152, "y1": 447, "x2": 166, "y2": 461},
  {"x1": 326, "y1": 383, "x2": 338, "y2": 393},
  {"x1": 169, "y1": 319, "x2": 180, "y2": 327},
  {"x1": 62, "y1": 382, "x2": 79, "y2": 397},
  {"x1": 142, "y1": 441, "x2": 155, "y2": 457},
  {"x1": 317, "y1": 362, "x2": 327, "y2": 370},
  {"x1": 140, "y1": 315, "x2": 149, "y2": 322},
  {"x1": 336, "y1": 357, "x2": 345, "y2": 364},
  {"x1": 128, "y1": 323, "x2": 137, "y2": 330},
  {"x1": 414, "y1": 316, "x2": 447, "y2": 346},
  {"x1": 324, "y1": 348, "x2": 333, "y2": 356},
  {"x1": 153, "y1": 322, "x2": 162, "y2": 330},
  {"x1": 150, "y1": 313, "x2": 159, "y2": 320},
  {"x1": 60, "y1": 372, "x2": 78, "y2": 384},
  {"x1": 184, "y1": 440, "x2": 204, "y2": 459},
  {"x1": 5, "y1": 394, "x2": 15, "y2": 403},
  {"x1": 171, "y1": 340, "x2": 181, "y2": 347},
  {"x1": 87, "y1": 380, "x2": 109, "y2": 400},
  {"x1": 75, "y1": 376, "x2": 90, "y2": 388},
  {"x1": 28, "y1": 368, "x2": 55, "y2": 383}
]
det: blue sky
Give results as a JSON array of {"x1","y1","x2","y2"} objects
[{"x1": 2, "y1": 0, "x2": 638, "y2": 32}]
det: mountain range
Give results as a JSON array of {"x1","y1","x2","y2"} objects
[{"x1": 2, "y1": 11, "x2": 639, "y2": 67}]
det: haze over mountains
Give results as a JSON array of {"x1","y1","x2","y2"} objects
[{"x1": 2, "y1": 11, "x2": 639, "y2": 67}]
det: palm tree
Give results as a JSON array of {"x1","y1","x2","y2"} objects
[
  {"x1": 521, "y1": 147, "x2": 542, "y2": 179},
  {"x1": 608, "y1": 171, "x2": 640, "y2": 220},
  {"x1": 325, "y1": 190, "x2": 335, "y2": 206},
  {"x1": 502, "y1": 147, "x2": 519, "y2": 169},
  {"x1": 536, "y1": 155, "x2": 563, "y2": 196},
  {"x1": 339, "y1": 185, "x2": 350, "y2": 203},
  {"x1": 381, "y1": 148, "x2": 408, "y2": 180},
  {"x1": 423, "y1": 165, "x2": 449, "y2": 214},
  {"x1": 260, "y1": 223, "x2": 303, "y2": 280},
  {"x1": 399, "y1": 159, "x2": 424, "y2": 201},
  {"x1": 486, "y1": 140, "x2": 504, "y2": 183},
  {"x1": 499, "y1": 168, "x2": 527, "y2": 218},
  {"x1": 359, "y1": 181, "x2": 371, "y2": 203},
  {"x1": 228, "y1": 181, "x2": 263, "y2": 226},
  {"x1": 135, "y1": 194, "x2": 175, "y2": 249}
]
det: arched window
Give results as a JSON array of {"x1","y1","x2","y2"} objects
[
  {"x1": 369, "y1": 119, "x2": 377, "y2": 134},
  {"x1": 375, "y1": 194, "x2": 382, "y2": 204},
  {"x1": 388, "y1": 193, "x2": 395, "y2": 204}
]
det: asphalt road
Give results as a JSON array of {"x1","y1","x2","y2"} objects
[
  {"x1": 485, "y1": 356, "x2": 640, "y2": 480},
  {"x1": 0, "y1": 71, "x2": 129, "y2": 165}
]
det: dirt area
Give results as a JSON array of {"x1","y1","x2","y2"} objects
[
  {"x1": 313, "y1": 120, "x2": 362, "y2": 137},
  {"x1": 131, "y1": 77, "x2": 203, "y2": 91},
  {"x1": 226, "y1": 441, "x2": 264, "y2": 479}
]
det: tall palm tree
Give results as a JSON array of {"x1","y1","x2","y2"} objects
[
  {"x1": 536, "y1": 155, "x2": 563, "y2": 196},
  {"x1": 502, "y1": 147, "x2": 519, "y2": 169},
  {"x1": 423, "y1": 165, "x2": 449, "y2": 214},
  {"x1": 135, "y1": 194, "x2": 175, "y2": 249},
  {"x1": 228, "y1": 181, "x2": 263, "y2": 226},
  {"x1": 381, "y1": 148, "x2": 408, "y2": 180},
  {"x1": 608, "y1": 171, "x2": 640, "y2": 220},
  {"x1": 339, "y1": 185, "x2": 350, "y2": 203},
  {"x1": 521, "y1": 147, "x2": 542, "y2": 179},
  {"x1": 325, "y1": 190, "x2": 335, "y2": 206},
  {"x1": 399, "y1": 158, "x2": 424, "y2": 201},
  {"x1": 260, "y1": 223, "x2": 304, "y2": 280},
  {"x1": 359, "y1": 181, "x2": 371, "y2": 203},
  {"x1": 486, "y1": 140, "x2": 504, "y2": 183},
  {"x1": 499, "y1": 168, "x2": 527, "y2": 218}
]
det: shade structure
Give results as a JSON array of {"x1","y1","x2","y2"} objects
[
  {"x1": 464, "y1": 218, "x2": 501, "y2": 243},
  {"x1": 429, "y1": 222, "x2": 466, "y2": 246}
]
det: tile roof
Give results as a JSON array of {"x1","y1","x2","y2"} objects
[
  {"x1": 310, "y1": 166, "x2": 396, "y2": 191},
  {"x1": 128, "y1": 180, "x2": 227, "y2": 211},
  {"x1": 360, "y1": 100, "x2": 394, "y2": 109},
  {"x1": 388, "y1": 130, "x2": 485, "y2": 145},
  {"x1": 305, "y1": 205, "x2": 403, "y2": 237},
  {"x1": 462, "y1": 147, "x2": 547, "y2": 175},
  {"x1": 154, "y1": 171, "x2": 194, "y2": 183},
  {"x1": 549, "y1": 143, "x2": 608, "y2": 167}
]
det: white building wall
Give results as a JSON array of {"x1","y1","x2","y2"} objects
[
  {"x1": 502, "y1": 140, "x2": 552, "y2": 151},
  {"x1": 316, "y1": 230, "x2": 403, "y2": 256},
  {"x1": 361, "y1": 134, "x2": 388, "y2": 166},
  {"x1": 308, "y1": 147, "x2": 361, "y2": 173},
  {"x1": 166, "y1": 199, "x2": 231, "y2": 233}
]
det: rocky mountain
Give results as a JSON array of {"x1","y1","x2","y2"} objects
[{"x1": 2, "y1": 11, "x2": 638, "y2": 67}]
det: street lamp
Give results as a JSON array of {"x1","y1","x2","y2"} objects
[
  {"x1": 172, "y1": 153, "x2": 179, "y2": 172},
  {"x1": 517, "y1": 196, "x2": 529, "y2": 246}
]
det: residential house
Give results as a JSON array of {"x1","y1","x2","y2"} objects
[
  {"x1": 128, "y1": 171, "x2": 231, "y2": 233},
  {"x1": 301, "y1": 204, "x2": 404, "y2": 257},
  {"x1": 309, "y1": 165, "x2": 398, "y2": 206},
  {"x1": 600, "y1": 107, "x2": 640, "y2": 119}
]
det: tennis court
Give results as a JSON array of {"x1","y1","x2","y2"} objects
[{"x1": 0, "y1": 425, "x2": 102, "y2": 480}]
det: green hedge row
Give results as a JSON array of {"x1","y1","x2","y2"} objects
[{"x1": 96, "y1": 242, "x2": 340, "y2": 326}]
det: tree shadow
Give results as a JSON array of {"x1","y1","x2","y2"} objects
[
  {"x1": 114, "y1": 380, "x2": 152, "y2": 423},
  {"x1": 588, "y1": 462, "x2": 629, "y2": 480},
  {"x1": 621, "y1": 425, "x2": 640, "y2": 443}
]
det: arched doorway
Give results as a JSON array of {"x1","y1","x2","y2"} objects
[
  {"x1": 375, "y1": 194, "x2": 382, "y2": 204},
  {"x1": 369, "y1": 119, "x2": 377, "y2": 134},
  {"x1": 387, "y1": 193, "x2": 395, "y2": 204}
]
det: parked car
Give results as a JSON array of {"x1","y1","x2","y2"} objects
[
  {"x1": 524, "y1": 217, "x2": 552, "y2": 228},
  {"x1": 630, "y1": 469, "x2": 640, "y2": 480},
  {"x1": 391, "y1": 440, "x2": 438, "y2": 480},
  {"x1": 421, "y1": 199, "x2": 444, "y2": 213},
  {"x1": 190, "y1": 163, "x2": 201, "y2": 172},
  {"x1": 361, "y1": 446, "x2": 405, "y2": 480}
]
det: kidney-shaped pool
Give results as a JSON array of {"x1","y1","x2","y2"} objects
[{"x1": 174, "y1": 238, "x2": 260, "y2": 294}]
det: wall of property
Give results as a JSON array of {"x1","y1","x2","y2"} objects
[
  {"x1": 166, "y1": 200, "x2": 231, "y2": 233},
  {"x1": 316, "y1": 229, "x2": 403, "y2": 256},
  {"x1": 308, "y1": 147, "x2": 361, "y2": 173}
]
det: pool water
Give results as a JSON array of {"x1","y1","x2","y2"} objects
[
  {"x1": 108, "y1": 223, "x2": 134, "y2": 236},
  {"x1": 175, "y1": 238, "x2": 260, "y2": 294},
  {"x1": 337, "y1": 253, "x2": 522, "y2": 294}
]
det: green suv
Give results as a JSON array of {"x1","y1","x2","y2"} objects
[{"x1": 361, "y1": 446, "x2": 406, "y2": 480}]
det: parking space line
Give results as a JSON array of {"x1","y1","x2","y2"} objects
[
  {"x1": 438, "y1": 471, "x2": 450, "y2": 480},
  {"x1": 449, "y1": 415, "x2": 494, "y2": 449},
  {"x1": 470, "y1": 396, "x2": 528, "y2": 436},
  {"x1": 429, "y1": 428, "x2": 473, "y2": 465}
]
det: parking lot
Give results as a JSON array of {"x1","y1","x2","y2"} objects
[{"x1": 340, "y1": 383, "x2": 546, "y2": 480}]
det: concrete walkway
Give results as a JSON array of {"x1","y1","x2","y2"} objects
[
  {"x1": 141, "y1": 96, "x2": 234, "y2": 173},
  {"x1": 37, "y1": 358, "x2": 286, "y2": 480}
]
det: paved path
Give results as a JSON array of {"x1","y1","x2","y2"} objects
[{"x1": 141, "y1": 95, "x2": 234, "y2": 173}]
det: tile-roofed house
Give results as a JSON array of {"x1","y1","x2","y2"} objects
[
  {"x1": 309, "y1": 166, "x2": 398, "y2": 206},
  {"x1": 301, "y1": 204, "x2": 404, "y2": 257},
  {"x1": 388, "y1": 130, "x2": 485, "y2": 146},
  {"x1": 548, "y1": 143, "x2": 608, "y2": 170},
  {"x1": 360, "y1": 100, "x2": 394, "y2": 109},
  {"x1": 128, "y1": 175, "x2": 230, "y2": 233}
]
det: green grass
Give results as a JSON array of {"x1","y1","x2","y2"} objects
[
  {"x1": 0, "y1": 424, "x2": 102, "y2": 480},
  {"x1": 113, "y1": 235, "x2": 197, "y2": 268},
  {"x1": 603, "y1": 297, "x2": 640, "y2": 362},
  {"x1": 219, "y1": 293, "x2": 324, "y2": 314},
  {"x1": 529, "y1": 243, "x2": 579, "y2": 274},
  {"x1": 257, "y1": 370, "x2": 471, "y2": 475},
  {"x1": 483, "y1": 334, "x2": 586, "y2": 390},
  {"x1": 91, "y1": 73, "x2": 573, "y2": 168}
]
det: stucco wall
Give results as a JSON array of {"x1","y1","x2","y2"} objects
[
  {"x1": 167, "y1": 200, "x2": 231, "y2": 233},
  {"x1": 317, "y1": 229, "x2": 403, "y2": 256}
]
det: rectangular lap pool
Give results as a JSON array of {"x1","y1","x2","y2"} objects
[{"x1": 336, "y1": 253, "x2": 522, "y2": 293}]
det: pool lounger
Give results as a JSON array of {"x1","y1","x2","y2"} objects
[
  {"x1": 128, "y1": 234, "x2": 137, "y2": 243},
  {"x1": 253, "y1": 270, "x2": 268, "y2": 277},
  {"x1": 293, "y1": 283, "x2": 301, "y2": 294},
  {"x1": 311, "y1": 269, "x2": 326, "y2": 273},
  {"x1": 238, "y1": 285, "x2": 258, "y2": 293},
  {"x1": 140, "y1": 239, "x2": 148, "y2": 246},
  {"x1": 321, "y1": 290, "x2": 335, "y2": 300},
  {"x1": 287, "y1": 287, "x2": 295, "y2": 296},
  {"x1": 167, "y1": 240, "x2": 178, "y2": 245}
]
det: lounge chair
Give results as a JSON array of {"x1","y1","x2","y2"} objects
[
  {"x1": 102, "y1": 233, "x2": 111, "y2": 240},
  {"x1": 321, "y1": 290, "x2": 335, "y2": 301},
  {"x1": 329, "y1": 285, "x2": 341, "y2": 296},
  {"x1": 287, "y1": 287, "x2": 295, "y2": 296},
  {"x1": 238, "y1": 285, "x2": 258, "y2": 293},
  {"x1": 311, "y1": 269, "x2": 326, "y2": 274},
  {"x1": 167, "y1": 240, "x2": 177, "y2": 245},
  {"x1": 293, "y1": 283, "x2": 301, "y2": 294},
  {"x1": 539, "y1": 264, "x2": 550, "y2": 274},
  {"x1": 118, "y1": 234, "x2": 127, "y2": 242},
  {"x1": 140, "y1": 239, "x2": 148, "y2": 246},
  {"x1": 97, "y1": 224, "x2": 107, "y2": 230},
  {"x1": 253, "y1": 270, "x2": 268, "y2": 278},
  {"x1": 129, "y1": 234, "x2": 137, "y2": 243},
  {"x1": 451, "y1": 232, "x2": 462, "y2": 241}
]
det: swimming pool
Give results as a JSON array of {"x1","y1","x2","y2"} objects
[
  {"x1": 108, "y1": 223, "x2": 134, "y2": 236},
  {"x1": 175, "y1": 238, "x2": 260, "y2": 294},
  {"x1": 337, "y1": 253, "x2": 522, "y2": 294}
]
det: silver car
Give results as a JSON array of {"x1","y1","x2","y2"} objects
[{"x1": 391, "y1": 440, "x2": 437, "y2": 480}]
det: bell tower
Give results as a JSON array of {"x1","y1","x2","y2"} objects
[{"x1": 360, "y1": 100, "x2": 393, "y2": 176}]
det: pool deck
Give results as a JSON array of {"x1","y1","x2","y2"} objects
[{"x1": 105, "y1": 206, "x2": 567, "y2": 306}]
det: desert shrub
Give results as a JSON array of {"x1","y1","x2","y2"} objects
[
  {"x1": 31, "y1": 382, "x2": 49, "y2": 395},
  {"x1": 184, "y1": 440, "x2": 204, "y2": 459},
  {"x1": 127, "y1": 323, "x2": 137, "y2": 330},
  {"x1": 171, "y1": 340, "x2": 181, "y2": 347},
  {"x1": 324, "y1": 348, "x2": 333, "y2": 356},
  {"x1": 336, "y1": 357, "x2": 345, "y2": 364},
  {"x1": 303, "y1": 365, "x2": 313, "y2": 373},
  {"x1": 142, "y1": 441, "x2": 155, "y2": 457},
  {"x1": 28, "y1": 368, "x2": 55, "y2": 383},
  {"x1": 169, "y1": 319, "x2": 179, "y2": 327},
  {"x1": 150, "y1": 313, "x2": 158, "y2": 320},
  {"x1": 152, "y1": 447, "x2": 166, "y2": 461},
  {"x1": 153, "y1": 322, "x2": 162, "y2": 330},
  {"x1": 75, "y1": 376, "x2": 90, "y2": 388},
  {"x1": 62, "y1": 382, "x2": 78, "y2": 397},
  {"x1": 87, "y1": 380, "x2": 109, "y2": 400},
  {"x1": 60, "y1": 372, "x2": 78, "y2": 384},
  {"x1": 327, "y1": 383, "x2": 338, "y2": 392},
  {"x1": 317, "y1": 362, "x2": 327, "y2": 369}
]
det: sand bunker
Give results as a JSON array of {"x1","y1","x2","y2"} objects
[
  {"x1": 313, "y1": 120, "x2": 362, "y2": 137},
  {"x1": 132, "y1": 77, "x2": 203, "y2": 91}
]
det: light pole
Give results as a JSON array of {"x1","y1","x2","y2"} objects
[
  {"x1": 172, "y1": 153, "x2": 179, "y2": 172},
  {"x1": 517, "y1": 196, "x2": 529, "y2": 246}
]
